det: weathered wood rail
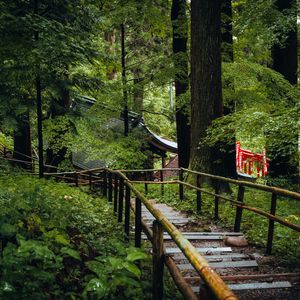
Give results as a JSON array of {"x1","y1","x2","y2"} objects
[
  {"x1": 121, "y1": 167, "x2": 300, "y2": 255},
  {"x1": 104, "y1": 168, "x2": 237, "y2": 300}
]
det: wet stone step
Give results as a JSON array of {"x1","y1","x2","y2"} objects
[
  {"x1": 228, "y1": 281, "x2": 292, "y2": 290},
  {"x1": 171, "y1": 253, "x2": 249, "y2": 262},
  {"x1": 165, "y1": 247, "x2": 233, "y2": 254},
  {"x1": 177, "y1": 260, "x2": 258, "y2": 270},
  {"x1": 191, "y1": 281, "x2": 292, "y2": 292},
  {"x1": 142, "y1": 232, "x2": 243, "y2": 240}
]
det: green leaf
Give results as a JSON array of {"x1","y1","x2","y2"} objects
[
  {"x1": 108, "y1": 257, "x2": 124, "y2": 270},
  {"x1": 83, "y1": 278, "x2": 107, "y2": 298},
  {"x1": 126, "y1": 248, "x2": 149, "y2": 262},
  {"x1": 111, "y1": 274, "x2": 140, "y2": 288},
  {"x1": 85, "y1": 260, "x2": 105, "y2": 277},
  {"x1": 122, "y1": 262, "x2": 141, "y2": 278},
  {"x1": 17, "y1": 239, "x2": 56, "y2": 261},
  {"x1": 60, "y1": 247, "x2": 81, "y2": 261},
  {"x1": 44, "y1": 229, "x2": 70, "y2": 245}
]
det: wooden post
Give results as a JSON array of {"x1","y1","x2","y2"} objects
[
  {"x1": 75, "y1": 172, "x2": 79, "y2": 187},
  {"x1": 196, "y1": 174, "x2": 202, "y2": 212},
  {"x1": 135, "y1": 197, "x2": 142, "y2": 248},
  {"x1": 160, "y1": 170, "x2": 164, "y2": 196},
  {"x1": 152, "y1": 220, "x2": 164, "y2": 300},
  {"x1": 214, "y1": 184, "x2": 220, "y2": 222},
  {"x1": 124, "y1": 185, "x2": 131, "y2": 236},
  {"x1": 108, "y1": 172, "x2": 113, "y2": 202},
  {"x1": 102, "y1": 170, "x2": 107, "y2": 196},
  {"x1": 89, "y1": 171, "x2": 92, "y2": 190},
  {"x1": 114, "y1": 174, "x2": 118, "y2": 214},
  {"x1": 179, "y1": 169, "x2": 184, "y2": 200},
  {"x1": 3, "y1": 147, "x2": 6, "y2": 158},
  {"x1": 118, "y1": 177, "x2": 124, "y2": 222},
  {"x1": 266, "y1": 193, "x2": 277, "y2": 255},
  {"x1": 234, "y1": 186, "x2": 245, "y2": 232}
]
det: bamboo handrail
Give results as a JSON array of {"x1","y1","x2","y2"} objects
[
  {"x1": 179, "y1": 180, "x2": 300, "y2": 232},
  {"x1": 109, "y1": 168, "x2": 237, "y2": 300},
  {"x1": 182, "y1": 168, "x2": 300, "y2": 200}
]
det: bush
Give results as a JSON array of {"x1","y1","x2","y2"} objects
[{"x1": 0, "y1": 175, "x2": 149, "y2": 299}]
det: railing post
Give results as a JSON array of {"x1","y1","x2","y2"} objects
[
  {"x1": 89, "y1": 171, "x2": 92, "y2": 190},
  {"x1": 196, "y1": 174, "x2": 202, "y2": 212},
  {"x1": 152, "y1": 220, "x2": 164, "y2": 300},
  {"x1": 75, "y1": 172, "x2": 79, "y2": 187},
  {"x1": 179, "y1": 169, "x2": 184, "y2": 200},
  {"x1": 108, "y1": 172, "x2": 113, "y2": 202},
  {"x1": 266, "y1": 193, "x2": 277, "y2": 255},
  {"x1": 102, "y1": 170, "x2": 107, "y2": 197},
  {"x1": 114, "y1": 174, "x2": 118, "y2": 214},
  {"x1": 135, "y1": 197, "x2": 142, "y2": 248},
  {"x1": 160, "y1": 170, "x2": 164, "y2": 196},
  {"x1": 234, "y1": 185, "x2": 245, "y2": 232},
  {"x1": 118, "y1": 177, "x2": 124, "y2": 222},
  {"x1": 214, "y1": 184, "x2": 220, "y2": 222},
  {"x1": 124, "y1": 185, "x2": 131, "y2": 237}
]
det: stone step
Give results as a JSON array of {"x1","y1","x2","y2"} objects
[
  {"x1": 171, "y1": 253, "x2": 249, "y2": 262},
  {"x1": 142, "y1": 232, "x2": 243, "y2": 240},
  {"x1": 165, "y1": 247, "x2": 233, "y2": 255},
  {"x1": 177, "y1": 260, "x2": 258, "y2": 270},
  {"x1": 191, "y1": 281, "x2": 292, "y2": 292}
]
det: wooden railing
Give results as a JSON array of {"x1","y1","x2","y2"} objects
[
  {"x1": 103, "y1": 168, "x2": 237, "y2": 300},
  {"x1": 122, "y1": 167, "x2": 300, "y2": 256}
]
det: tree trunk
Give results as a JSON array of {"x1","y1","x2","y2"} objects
[
  {"x1": 105, "y1": 30, "x2": 117, "y2": 80},
  {"x1": 190, "y1": 0, "x2": 224, "y2": 177},
  {"x1": 221, "y1": 0, "x2": 237, "y2": 179},
  {"x1": 269, "y1": 0, "x2": 298, "y2": 182},
  {"x1": 13, "y1": 111, "x2": 32, "y2": 170},
  {"x1": 171, "y1": 0, "x2": 190, "y2": 168}
]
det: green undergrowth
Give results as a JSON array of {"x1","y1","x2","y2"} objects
[
  {"x1": 0, "y1": 173, "x2": 151, "y2": 299},
  {"x1": 137, "y1": 182, "x2": 300, "y2": 269}
]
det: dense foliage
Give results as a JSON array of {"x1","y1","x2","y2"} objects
[{"x1": 0, "y1": 171, "x2": 150, "y2": 299}]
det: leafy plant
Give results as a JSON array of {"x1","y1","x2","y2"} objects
[{"x1": 0, "y1": 174, "x2": 150, "y2": 299}]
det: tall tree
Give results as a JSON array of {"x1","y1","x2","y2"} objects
[
  {"x1": 171, "y1": 0, "x2": 190, "y2": 168},
  {"x1": 269, "y1": 0, "x2": 298, "y2": 182},
  {"x1": 221, "y1": 0, "x2": 237, "y2": 179},
  {"x1": 189, "y1": 0, "x2": 224, "y2": 176}
]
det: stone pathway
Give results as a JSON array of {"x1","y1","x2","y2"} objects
[{"x1": 140, "y1": 201, "x2": 300, "y2": 300}]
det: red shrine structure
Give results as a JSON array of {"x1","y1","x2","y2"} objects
[{"x1": 236, "y1": 142, "x2": 270, "y2": 178}]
